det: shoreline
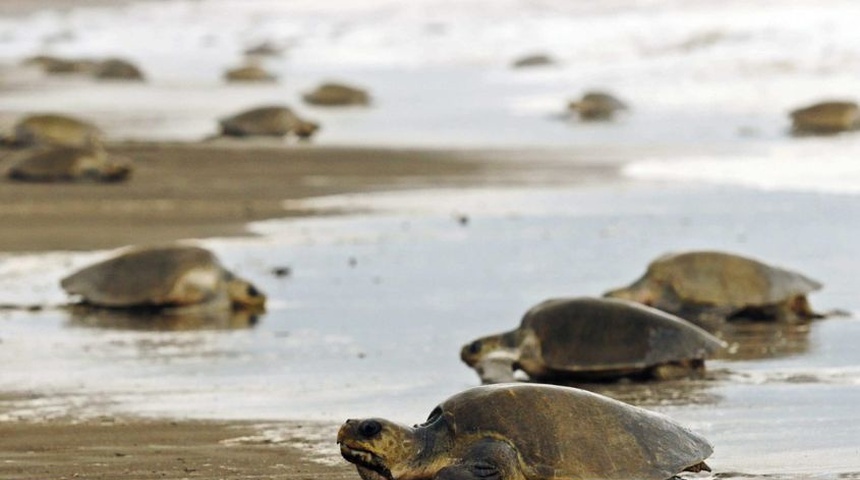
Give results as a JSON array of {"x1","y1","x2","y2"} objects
[{"x1": 0, "y1": 141, "x2": 621, "y2": 253}]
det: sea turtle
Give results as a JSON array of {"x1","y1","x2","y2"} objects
[
  {"x1": 604, "y1": 250, "x2": 823, "y2": 324},
  {"x1": 568, "y1": 91, "x2": 628, "y2": 121},
  {"x1": 22, "y1": 55, "x2": 98, "y2": 74},
  {"x1": 3, "y1": 114, "x2": 103, "y2": 148},
  {"x1": 244, "y1": 41, "x2": 284, "y2": 57},
  {"x1": 94, "y1": 58, "x2": 145, "y2": 81},
  {"x1": 789, "y1": 100, "x2": 860, "y2": 135},
  {"x1": 511, "y1": 53, "x2": 556, "y2": 68},
  {"x1": 303, "y1": 82, "x2": 371, "y2": 106},
  {"x1": 223, "y1": 65, "x2": 276, "y2": 83},
  {"x1": 460, "y1": 296, "x2": 723, "y2": 384},
  {"x1": 61, "y1": 244, "x2": 266, "y2": 313},
  {"x1": 5, "y1": 144, "x2": 132, "y2": 182},
  {"x1": 218, "y1": 105, "x2": 320, "y2": 140},
  {"x1": 338, "y1": 383, "x2": 712, "y2": 480}
]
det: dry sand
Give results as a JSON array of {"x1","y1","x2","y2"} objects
[{"x1": 0, "y1": 140, "x2": 618, "y2": 479}]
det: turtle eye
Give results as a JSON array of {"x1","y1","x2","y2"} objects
[
  {"x1": 468, "y1": 340, "x2": 482, "y2": 355},
  {"x1": 358, "y1": 420, "x2": 382, "y2": 438}
]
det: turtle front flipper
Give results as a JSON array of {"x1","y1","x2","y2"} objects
[{"x1": 437, "y1": 440, "x2": 527, "y2": 480}]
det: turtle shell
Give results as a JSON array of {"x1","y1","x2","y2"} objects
[
  {"x1": 303, "y1": 82, "x2": 370, "y2": 106},
  {"x1": 10, "y1": 114, "x2": 102, "y2": 148},
  {"x1": 6, "y1": 146, "x2": 131, "y2": 182},
  {"x1": 645, "y1": 251, "x2": 821, "y2": 309},
  {"x1": 219, "y1": 106, "x2": 299, "y2": 137},
  {"x1": 61, "y1": 245, "x2": 227, "y2": 308},
  {"x1": 790, "y1": 101, "x2": 860, "y2": 134},
  {"x1": 437, "y1": 384, "x2": 712, "y2": 480},
  {"x1": 520, "y1": 297, "x2": 723, "y2": 374}
]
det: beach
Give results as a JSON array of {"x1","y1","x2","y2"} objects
[{"x1": 2, "y1": 0, "x2": 860, "y2": 479}]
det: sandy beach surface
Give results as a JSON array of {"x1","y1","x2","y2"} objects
[{"x1": 0, "y1": 142, "x2": 536, "y2": 252}]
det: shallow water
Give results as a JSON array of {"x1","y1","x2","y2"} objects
[{"x1": 1, "y1": 183, "x2": 859, "y2": 476}]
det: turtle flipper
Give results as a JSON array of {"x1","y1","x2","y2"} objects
[{"x1": 435, "y1": 440, "x2": 525, "y2": 480}]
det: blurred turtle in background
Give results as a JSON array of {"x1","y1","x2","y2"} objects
[
  {"x1": 604, "y1": 250, "x2": 824, "y2": 325},
  {"x1": 21, "y1": 55, "x2": 98, "y2": 75},
  {"x1": 303, "y1": 82, "x2": 371, "y2": 106},
  {"x1": 3, "y1": 113, "x2": 103, "y2": 148},
  {"x1": 511, "y1": 52, "x2": 556, "y2": 68},
  {"x1": 217, "y1": 105, "x2": 319, "y2": 140},
  {"x1": 568, "y1": 91, "x2": 628, "y2": 121},
  {"x1": 223, "y1": 64, "x2": 277, "y2": 83},
  {"x1": 5, "y1": 142, "x2": 131, "y2": 183},
  {"x1": 94, "y1": 58, "x2": 146, "y2": 81},
  {"x1": 461, "y1": 296, "x2": 723, "y2": 384},
  {"x1": 789, "y1": 100, "x2": 860, "y2": 135}
]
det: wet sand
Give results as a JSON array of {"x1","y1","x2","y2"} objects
[
  {"x1": 0, "y1": 142, "x2": 614, "y2": 252},
  {"x1": 0, "y1": 141, "x2": 619, "y2": 479},
  {"x1": 0, "y1": 414, "x2": 354, "y2": 480}
]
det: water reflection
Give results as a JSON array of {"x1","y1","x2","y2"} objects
[
  {"x1": 65, "y1": 306, "x2": 262, "y2": 331},
  {"x1": 709, "y1": 321, "x2": 812, "y2": 361}
]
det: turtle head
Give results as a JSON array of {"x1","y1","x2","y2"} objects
[
  {"x1": 460, "y1": 332, "x2": 519, "y2": 367},
  {"x1": 338, "y1": 418, "x2": 418, "y2": 480},
  {"x1": 226, "y1": 278, "x2": 267, "y2": 311},
  {"x1": 603, "y1": 278, "x2": 655, "y2": 306},
  {"x1": 460, "y1": 333, "x2": 521, "y2": 383}
]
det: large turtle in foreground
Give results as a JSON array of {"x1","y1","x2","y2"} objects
[
  {"x1": 6, "y1": 145, "x2": 132, "y2": 182},
  {"x1": 604, "y1": 250, "x2": 823, "y2": 325},
  {"x1": 460, "y1": 297, "x2": 723, "y2": 384},
  {"x1": 3, "y1": 114, "x2": 103, "y2": 148},
  {"x1": 218, "y1": 105, "x2": 319, "y2": 140},
  {"x1": 61, "y1": 244, "x2": 265, "y2": 313},
  {"x1": 338, "y1": 384, "x2": 712, "y2": 480}
]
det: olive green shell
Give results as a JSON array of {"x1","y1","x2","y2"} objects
[
  {"x1": 568, "y1": 91, "x2": 627, "y2": 120},
  {"x1": 6, "y1": 146, "x2": 131, "y2": 182},
  {"x1": 622, "y1": 251, "x2": 820, "y2": 309},
  {"x1": 436, "y1": 384, "x2": 712, "y2": 480},
  {"x1": 61, "y1": 245, "x2": 228, "y2": 307},
  {"x1": 94, "y1": 58, "x2": 145, "y2": 81},
  {"x1": 224, "y1": 65, "x2": 276, "y2": 82},
  {"x1": 219, "y1": 106, "x2": 316, "y2": 137},
  {"x1": 9, "y1": 114, "x2": 102, "y2": 148},
  {"x1": 303, "y1": 82, "x2": 370, "y2": 106},
  {"x1": 521, "y1": 297, "x2": 722, "y2": 373},
  {"x1": 790, "y1": 101, "x2": 860, "y2": 134}
]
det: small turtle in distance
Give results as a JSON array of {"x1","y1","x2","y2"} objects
[
  {"x1": 338, "y1": 383, "x2": 712, "y2": 480},
  {"x1": 789, "y1": 100, "x2": 860, "y2": 135},
  {"x1": 223, "y1": 65, "x2": 277, "y2": 83},
  {"x1": 303, "y1": 82, "x2": 371, "y2": 106},
  {"x1": 568, "y1": 91, "x2": 628, "y2": 121},
  {"x1": 604, "y1": 250, "x2": 824, "y2": 325},
  {"x1": 461, "y1": 296, "x2": 723, "y2": 384},
  {"x1": 217, "y1": 105, "x2": 319, "y2": 140}
]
